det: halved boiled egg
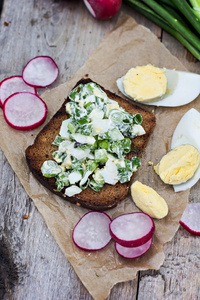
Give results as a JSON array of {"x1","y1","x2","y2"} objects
[
  {"x1": 122, "y1": 64, "x2": 167, "y2": 102},
  {"x1": 171, "y1": 108, "x2": 200, "y2": 192},
  {"x1": 117, "y1": 65, "x2": 200, "y2": 107},
  {"x1": 154, "y1": 144, "x2": 200, "y2": 186}
]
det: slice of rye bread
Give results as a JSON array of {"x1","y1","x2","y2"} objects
[{"x1": 26, "y1": 78, "x2": 156, "y2": 211}]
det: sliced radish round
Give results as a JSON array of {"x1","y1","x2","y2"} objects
[
  {"x1": 109, "y1": 212, "x2": 155, "y2": 248},
  {"x1": 22, "y1": 56, "x2": 59, "y2": 88},
  {"x1": 115, "y1": 237, "x2": 152, "y2": 259},
  {"x1": 3, "y1": 92, "x2": 47, "y2": 131},
  {"x1": 0, "y1": 76, "x2": 37, "y2": 107},
  {"x1": 72, "y1": 211, "x2": 112, "y2": 251},
  {"x1": 179, "y1": 203, "x2": 200, "y2": 236}
]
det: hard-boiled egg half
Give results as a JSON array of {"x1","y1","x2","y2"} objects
[
  {"x1": 116, "y1": 65, "x2": 200, "y2": 107},
  {"x1": 154, "y1": 109, "x2": 200, "y2": 192},
  {"x1": 171, "y1": 108, "x2": 200, "y2": 192}
]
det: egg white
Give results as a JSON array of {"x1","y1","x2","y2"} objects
[
  {"x1": 171, "y1": 108, "x2": 200, "y2": 192},
  {"x1": 116, "y1": 70, "x2": 200, "y2": 107}
]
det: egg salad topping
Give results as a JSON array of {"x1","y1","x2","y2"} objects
[
  {"x1": 41, "y1": 82, "x2": 145, "y2": 197},
  {"x1": 123, "y1": 64, "x2": 167, "y2": 102}
]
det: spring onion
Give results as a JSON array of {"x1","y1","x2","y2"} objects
[{"x1": 124, "y1": 0, "x2": 200, "y2": 60}]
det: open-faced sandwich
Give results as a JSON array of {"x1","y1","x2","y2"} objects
[{"x1": 25, "y1": 78, "x2": 156, "y2": 210}]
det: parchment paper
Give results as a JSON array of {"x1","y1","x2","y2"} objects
[{"x1": 1, "y1": 15, "x2": 200, "y2": 300}]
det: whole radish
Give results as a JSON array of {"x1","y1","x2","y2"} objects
[{"x1": 83, "y1": 0, "x2": 122, "y2": 19}]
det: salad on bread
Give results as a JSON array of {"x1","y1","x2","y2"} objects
[{"x1": 41, "y1": 82, "x2": 145, "y2": 197}]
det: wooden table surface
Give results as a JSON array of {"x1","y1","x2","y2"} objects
[{"x1": 0, "y1": 1, "x2": 200, "y2": 299}]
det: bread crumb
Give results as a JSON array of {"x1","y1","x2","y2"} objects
[
  {"x1": 23, "y1": 214, "x2": 31, "y2": 219},
  {"x1": 148, "y1": 161, "x2": 154, "y2": 166},
  {"x1": 4, "y1": 21, "x2": 11, "y2": 27}
]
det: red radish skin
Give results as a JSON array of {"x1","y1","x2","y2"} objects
[
  {"x1": 109, "y1": 212, "x2": 155, "y2": 248},
  {"x1": 83, "y1": 0, "x2": 122, "y2": 19},
  {"x1": 72, "y1": 211, "x2": 112, "y2": 251},
  {"x1": 0, "y1": 76, "x2": 37, "y2": 108},
  {"x1": 115, "y1": 238, "x2": 153, "y2": 259},
  {"x1": 22, "y1": 56, "x2": 59, "y2": 88},
  {"x1": 179, "y1": 203, "x2": 200, "y2": 236},
  {"x1": 3, "y1": 92, "x2": 47, "y2": 131}
]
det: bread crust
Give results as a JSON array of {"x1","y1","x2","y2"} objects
[{"x1": 25, "y1": 78, "x2": 156, "y2": 210}]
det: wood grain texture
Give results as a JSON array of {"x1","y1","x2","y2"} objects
[{"x1": 0, "y1": 0, "x2": 200, "y2": 299}]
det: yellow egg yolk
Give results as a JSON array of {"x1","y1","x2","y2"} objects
[
  {"x1": 123, "y1": 64, "x2": 167, "y2": 102},
  {"x1": 154, "y1": 144, "x2": 200, "y2": 185},
  {"x1": 131, "y1": 181, "x2": 168, "y2": 219}
]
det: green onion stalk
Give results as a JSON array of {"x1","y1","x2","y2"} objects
[
  {"x1": 123, "y1": 0, "x2": 200, "y2": 60},
  {"x1": 189, "y1": 0, "x2": 200, "y2": 18}
]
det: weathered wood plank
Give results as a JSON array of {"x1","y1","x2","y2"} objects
[{"x1": 3, "y1": 1, "x2": 197, "y2": 300}]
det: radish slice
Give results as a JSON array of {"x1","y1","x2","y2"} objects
[
  {"x1": 3, "y1": 92, "x2": 47, "y2": 131},
  {"x1": 109, "y1": 212, "x2": 155, "y2": 247},
  {"x1": 179, "y1": 203, "x2": 200, "y2": 236},
  {"x1": 115, "y1": 237, "x2": 153, "y2": 259},
  {"x1": 0, "y1": 76, "x2": 36, "y2": 107},
  {"x1": 22, "y1": 56, "x2": 59, "y2": 88},
  {"x1": 72, "y1": 211, "x2": 112, "y2": 251}
]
